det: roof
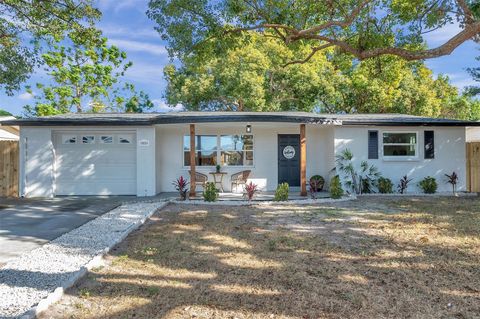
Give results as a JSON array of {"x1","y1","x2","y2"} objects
[{"x1": 1, "y1": 112, "x2": 479, "y2": 127}]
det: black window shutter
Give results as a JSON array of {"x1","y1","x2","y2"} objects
[
  {"x1": 424, "y1": 131, "x2": 434, "y2": 159},
  {"x1": 368, "y1": 130, "x2": 378, "y2": 159}
]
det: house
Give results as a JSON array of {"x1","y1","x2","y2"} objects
[
  {"x1": 1, "y1": 112, "x2": 478, "y2": 197},
  {"x1": 0, "y1": 116, "x2": 19, "y2": 141}
]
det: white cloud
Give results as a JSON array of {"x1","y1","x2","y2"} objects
[
  {"x1": 18, "y1": 92, "x2": 34, "y2": 100},
  {"x1": 423, "y1": 23, "x2": 462, "y2": 46},
  {"x1": 445, "y1": 72, "x2": 476, "y2": 90},
  {"x1": 96, "y1": 0, "x2": 145, "y2": 13},
  {"x1": 124, "y1": 61, "x2": 165, "y2": 85},
  {"x1": 108, "y1": 38, "x2": 167, "y2": 56},
  {"x1": 152, "y1": 99, "x2": 183, "y2": 112},
  {"x1": 100, "y1": 24, "x2": 159, "y2": 39}
]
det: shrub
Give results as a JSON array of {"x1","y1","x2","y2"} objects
[
  {"x1": 172, "y1": 176, "x2": 189, "y2": 200},
  {"x1": 274, "y1": 183, "x2": 289, "y2": 201},
  {"x1": 398, "y1": 175, "x2": 413, "y2": 194},
  {"x1": 445, "y1": 171, "x2": 458, "y2": 194},
  {"x1": 378, "y1": 177, "x2": 394, "y2": 194},
  {"x1": 244, "y1": 182, "x2": 259, "y2": 201},
  {"x1": 418, "y1": 176, "x2": 437, "y2": 194},
  {"x1": 330, "y1": 175, "x2": 344, "y2": 199},
  {"x1": 203, "y1": 182, "x2": 219, "y2": 202},
  {"x1": 309, "y1": 175, "x2": 325, "y2": 191}
]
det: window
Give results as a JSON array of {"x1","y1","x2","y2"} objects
[
  {"x1": 62, "y1": 135, "x2": 77, "y2": 144},
  {"x1": 184, "y1": 135, "x2": 217, "y2": 166},
  {"x1": 183, "y1": 134, "x2": 254, "y2": 167},
  {"x1": 383, "y1": 132, "x2": 417, "y2": 158},
  {"x1": 118, "y1": 135, "x2": 133, "y2": 144},
  {"x1": 99, "y1": 135, "x2": 113, "y2": 144},
  {"x1": 82, "y1": 135, "x2": 95, "y2": 144},
  {"x1": 220, "y1": 135, "x2": 254, "y2": 166}
]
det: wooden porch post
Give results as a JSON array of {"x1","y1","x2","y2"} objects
[
  {"x1": 189, "y1": 124, "x2": 196, "y2": 198},
  {"x1": 300, "y1": 124, "x2": 307, "y2": 196}
]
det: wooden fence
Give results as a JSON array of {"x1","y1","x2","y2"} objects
[
  {"x1": 466, "y1": 142, "x2": 480, "y2": 193},
  {"x1": 0, "y1": 140, "x2": 19, "y2": 197}
]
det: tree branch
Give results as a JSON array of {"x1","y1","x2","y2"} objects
[{"x1": 282, "y1": 43, "x2": 334, "y2": 67}]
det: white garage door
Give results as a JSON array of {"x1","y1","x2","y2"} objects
[{"x1": 53, "y1": 131, "x2": 137, "y2": 195}]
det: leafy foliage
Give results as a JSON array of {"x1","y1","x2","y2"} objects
[
  {"x1": 445, "y1": 171, "x2": 459, "y2": 194},
  {"x1": 274, "y1": 183, "x2": 289, "y2": 201},
  {"x1": 0, "y1": 0, "x2": 100, "y2": 95},
  {"x1": 398, "y1": 175, "x2": 413, "y2": 194},
  {"x1": 418, "y1": 176, "x2": 438, "y2": 194},
  {"x1": 309, "y1": 175, "x2": 325, "y2": 192},
  {"x1": 466, "y1": 51, "x2": 480, "y2": 97},
  {"x1": 0, "y1": 109, "x2": 12, "y2": 116},
  {"x1": 203, "y1": 182, "x2": 219, "y2": 202},
  {"x1": 172, "y1": 176, "x2": 189, "y2": 200},
  {"x1": 378, "y1": 177, "x2": 394, "y2": 194},
  {"x1": 335, "y1": 149, "x2": 381, "y2": 194},
  {"x1": 329, "y1": 175, "x2": 344, "y2": 199},
  {"x1": 25, "y1": 27, "x2": 153, "y2": 116},
  {"x1": 244, "y1": 182, "x2": 259, "y2": 201}
]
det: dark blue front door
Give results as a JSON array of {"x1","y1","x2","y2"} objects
[{"x1": 278, "y1": 134, "x2": 300, "y2": 186}]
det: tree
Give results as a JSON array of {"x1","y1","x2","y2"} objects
[
  {"x1": 163, "y1": 32, "x2": 476, "y2": 119},
  {"x1": 0, "y1": 109, "x2": 12, "y2": 116},
  {"x1": 148, "y1": 0, "x2": 480, "y2": 64},
  {"x1": 0, "y1": 0, "x2": 100, "y2": 95},
  {"x1": 466, "y1": 50, "x2": 480, "y2": 96},
  {"x1": 25, "y1": 27, "x2": 153, "y2": 116}
]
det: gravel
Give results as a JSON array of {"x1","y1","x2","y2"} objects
[{"x1": 0, "y1": 201, "x2": 168, "y2": 319}]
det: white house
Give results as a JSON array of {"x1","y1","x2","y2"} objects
[
  {"x1": 0, "y1": 116, "x2": 19, "y2": 141},
  {"x1": 1, "y1": 112, "x2": 478, "y2": 197}
]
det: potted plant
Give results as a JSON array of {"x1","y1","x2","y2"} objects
[
  {"x1": 216, "y1": 164, "x2": 221, "y2": 173},
  {"x1": 172, "y1": 176, "x2": 189, "y2": 200}
]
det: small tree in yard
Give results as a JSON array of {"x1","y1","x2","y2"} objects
[
  {"x1": 445, "y1": 171, "x2": 459, "y2": 195},
  {"x1": 172, "y1": 176, "x2": 189, "y2": 200}
]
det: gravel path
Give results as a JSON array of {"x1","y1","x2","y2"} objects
[{"x1": 0, "y1": 201, "x2": 168, "y2": 319}]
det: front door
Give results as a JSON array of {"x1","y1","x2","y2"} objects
[{"x1": 278, "y1": 134, "x2": 300, "y2": 186}]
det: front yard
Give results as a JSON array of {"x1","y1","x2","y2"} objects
[{"x1": 40, "y1": 197, "x2": 480, "y2": 319}]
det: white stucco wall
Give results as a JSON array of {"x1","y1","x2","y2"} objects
[
  {"x1": 20, "y1": 126, "x2": 157, "y2": 197},
  {"x1": 466, "y1": 127, "x2": 480, "y2": 142},
  {"x1": 155, "y1": 122, "x2": 335, "y2": 192},
  {"x1": 334, "y1": 126, "x2": 467, "y2": 193}
]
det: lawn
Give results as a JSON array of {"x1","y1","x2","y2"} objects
[{"x1": 40, "y1": 197, "x2": 480, "y2": 319}]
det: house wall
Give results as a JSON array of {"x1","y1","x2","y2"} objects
[
  {"x1": 466, "y1": 127, "x2": 480, "y2": 142},
  {"x1": 20, "y1": 126, "x2": 156, "y2": 197},
  {"x1": 334, "y1": 126, "x2": 467, "y2": 193},
  {"x1": 155, "y1": 122, "x2": 336, "y2": 192}
]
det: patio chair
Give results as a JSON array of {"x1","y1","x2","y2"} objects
[
  {"x1": 230, "y1": 170, "x2": 251, "y2": 192},
  {"x1": 189, "y1": 171, "x2": 208, "y2": 190}
]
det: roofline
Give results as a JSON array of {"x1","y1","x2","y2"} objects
[{"x1": 1, "y1": 113, "x2": 480, "y2": 127}]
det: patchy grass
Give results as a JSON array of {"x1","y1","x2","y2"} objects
[{"x1": 40, "y1": 197, "x2": 480, "y2": 319}]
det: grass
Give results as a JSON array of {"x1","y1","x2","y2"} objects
[{"x1": 40, "y1": 196, "x2": 480, "y2": 319}]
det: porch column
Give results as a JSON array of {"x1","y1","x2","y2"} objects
[
  {"x1": 189, "y1": 124, "x2": 196, "y2": 198},
  {"x1": 300, "y1": 124, "x2": 307, "y2": 196}
]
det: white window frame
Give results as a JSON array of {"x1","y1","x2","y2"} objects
[
  {"x1": 183, "y1": 134, "x2": 254, "y2": 168},
  {"x1": 382, "y1": 131, "x2": 418, "y2": 161},
  {"x1": 62, "y1": 134, "x2": 77, "y2": 144},
  {"x1": 219, "y1": 134, "x2": 254, "y2": 167},
  {"x1": 82, "y1": 135, "x2": 95, "y2": 144},
  {"x1": 99, "y1": 135, "x2": 114, "y2": 144}
]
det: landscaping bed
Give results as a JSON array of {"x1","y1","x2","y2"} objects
[{"x1": 40, "y1": 196, "x2": 480, "y2": 319}]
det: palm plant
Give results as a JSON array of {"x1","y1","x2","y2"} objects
[
  {"x1": 335, "y1": 149, "x2": 381, "y2": 194},
  {"x1": 445, "y1": 171, "x2": 458, "y2": 195}
]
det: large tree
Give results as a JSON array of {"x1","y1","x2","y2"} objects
[
  {"x1": 25, "y1": 27, "x2": 153, "y2": 116},
  {"x1": 466, "y1": 51, "x2": 480, "y2": 96},
  {"x1": 0, "y1": 0, "x2": 100, "y2": 95},
  {"x1": 164, "y1": 33, "x2": 478, "y2": 119},
  {"x1": 148, "y1": 0, "x2": 479, "y2": 64}
]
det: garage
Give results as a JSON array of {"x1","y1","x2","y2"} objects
[{"x1": 53, "y1": 131, "x2": 137, "y2": 195}]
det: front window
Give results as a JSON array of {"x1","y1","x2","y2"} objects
[
  {"x1": 383, "y1": 132, "x2": 417, "y2": 158},
  {"x1": 184, "y1": 134, "x2": 254, "y2": 167},
  {"x1": 220, "y1": 135, "x2": 254, "y2": 166}
]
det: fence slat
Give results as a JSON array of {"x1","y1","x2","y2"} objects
[
  {"x1": 467, "y1": 142, "x2": 480, "y2": 193},
  {"x1": 0, "y1": 140, "x2": 18, "y2": 197}
]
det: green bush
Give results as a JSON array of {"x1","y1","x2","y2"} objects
[
  {"x1": 309, "y1": 175, "x2": 325, "y2": 191},
  {"x1": 203, "y1": 182, "x2": 219, "y2": 202},
  {"x1": 274, "y1": 183, "x2": 289, "y2": 201},
  {"x1": 378, "y1": 177, "x2": 394, "y2": 194},
  {"x1": 418, "y1": 176, "x2": 437, "y2": 194},
  {"x1": 330, "y1": 175, "x2": 344, "y2": 199}
]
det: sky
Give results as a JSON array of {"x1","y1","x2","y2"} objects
[{"x1": 1, "y1": 0, "x2": 478, "y2": 116}]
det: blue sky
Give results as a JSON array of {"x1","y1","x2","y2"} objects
[{"x1": 1, "y1": 0, "x2": 478, "y2": 116}]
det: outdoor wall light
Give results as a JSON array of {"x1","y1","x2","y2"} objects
[{"x1": 246, "y1": 124, "x2": 252, "y2": 133}]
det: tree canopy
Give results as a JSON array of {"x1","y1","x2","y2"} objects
[
  {"x1": 148, "y1": 0, "x2": 480, "y2": 64},
  {"x1": 466, "y1": 50, "x2": 480, "y2": 96},
  {"x1": 0, "y1": 0, "x2": 100, "y2": 95},
  {"x1": 164, "y1": 33, "x2": 479, "y2": 119}
]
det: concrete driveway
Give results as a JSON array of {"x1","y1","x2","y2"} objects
[{"x1": 0, "y1": 196, "x2": 132, "y2": 266}]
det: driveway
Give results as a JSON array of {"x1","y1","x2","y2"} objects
[{"x1": 0, "y1": 196, "x2": 132, "y2": 266}]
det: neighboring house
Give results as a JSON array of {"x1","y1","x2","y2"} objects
[
  {"x1": 1, "y1": 112, "x2": 479, "y2": 197},
  {"x1": 0, "y1": 116, "x2": 19, "y2": 141}
]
